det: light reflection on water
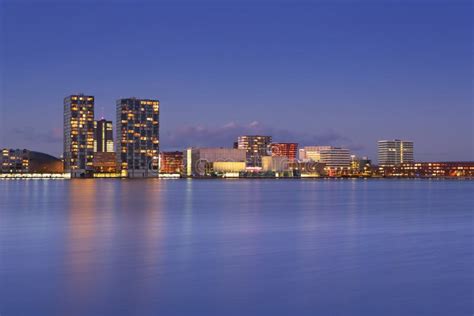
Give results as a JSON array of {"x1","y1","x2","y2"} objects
[{"x1": 0, "y1": 179, "x2": 473, "y2": 315}]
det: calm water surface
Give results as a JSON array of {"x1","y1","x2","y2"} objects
[{"x1": 0, "y1": 179, "x2": 473, "y2": 315}]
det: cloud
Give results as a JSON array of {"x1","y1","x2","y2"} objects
[
  {"x1": 10, "y1": 127, "x2": 62, "y2": 144},
  {"x1": 162, "y1": 121, "x2": 364, "y2": 152},
  {"x1": 7, "y1": 122, "x2": 366, "y2": 155}
]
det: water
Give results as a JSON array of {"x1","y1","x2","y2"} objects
[{"x1": 0, "y1": 179, "x2": 472, "y2": 315}]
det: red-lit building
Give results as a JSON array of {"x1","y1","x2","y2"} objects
[
  {"x1": 270, "y1": 143, "x2": 298, "y2": 160},
  {"x1": 160, "y1": 151, "x2": 184, "y2": 174}
]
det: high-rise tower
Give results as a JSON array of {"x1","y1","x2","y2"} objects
[
  {"x1": 116, "y1": 98, "x2": 159, "y2": 177},
  {"x1": 64, "y1": 94, "x2": 95, "y2": 177}
]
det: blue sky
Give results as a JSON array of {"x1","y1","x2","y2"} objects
[{"x1": 1, "y1": 0, "x2": 472, "y2": 161}]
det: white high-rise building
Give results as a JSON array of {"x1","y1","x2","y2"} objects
[{"x1": 378, "y1": 140, "x2": 414, "y2": 166}]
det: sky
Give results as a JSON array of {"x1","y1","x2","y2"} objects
[{"x1": 0, "y1": 0, "x2": 472, "y2": 161}]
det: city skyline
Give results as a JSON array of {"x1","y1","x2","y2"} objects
[{"x1": 1, "y1": 1, "x2": 472, "y2": 161}]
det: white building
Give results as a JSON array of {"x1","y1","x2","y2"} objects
[
  {"x1": 299, "y1": 146, "x2": 351, "y2": 169},
  {"x1": 319, "y1": 147, "x2": 351, "y2": 169},
  {"x1": 378, "y1": 140, "x2": 414, "y2": 166}
]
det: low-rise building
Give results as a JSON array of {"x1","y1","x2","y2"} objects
[
  {"x1": 185, "y1": 147, "x2": 247, "y2": 177},
  {"x1": 1, "y1": 149, "x2": 63, "y2": 174},
  {"x1": 378, "y1": 162, "x2": 474, "y2": 177},
  {"x1": 262, "y1": 156, "x2": 290, "y2": 173},
  {"x1": 350, "y1": 155, "x2": 372, "y2": 176},
  {"x1": 289, "y1": 161, "x2": 326, "y2": 177},
  {"x1": 160, "y1": 151, "x2": 184, "y2": 174}
]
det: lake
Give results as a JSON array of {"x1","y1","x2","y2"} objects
[{"x1": 0, "y1": 179, "x2": 472, "y2": 315}]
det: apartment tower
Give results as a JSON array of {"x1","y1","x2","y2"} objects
[
  {"x1": 63, "y1": 94, "x2": 95, "y2": 177},
  {"x1": 116, "y1": 98, "x2": 160, "y2": 177}
]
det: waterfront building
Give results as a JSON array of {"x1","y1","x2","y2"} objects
[
  {"x1": 1, "y1": 149, "x2": 63, "y2": 174},
  {"x1": 289, "y1": 161, "x2": 326, "y2": 177},
  {"x1": 1, "y1": 149, "x2": 29, "y2": 173},
  {"x1": 116, "y1": 98, "x2": 160, "y2": 178},
  {"x1": 350, "y1": 155, "x2": 372, "y2": 176},
  {"x1": 299, "y1": 146, "x2": 350, "y2": 170},
  {"x1": 94, "y1": 119, "x2": 114, "y2": 153},
  {"x1": 213, "y1": 161, "x2": 247, "y2": 174},
  {"x1": 237, "y1": 135, "x2": 272, "y2": 167},
  {"x1": 160, "y1": 151, "x2": 184, "y2": 174},
  {"x1": 64, "y1": 94, "x2": 95, "y2": 177},
  {"x1": 185, "y1": 147, "x2": 246, "y2": 177},
  {"x1": 378, "y1": 140, "x2": 414, "y2": 166},
  {"x1": 262, "y1": 156, "x2": 291, "y2": 173},
  {"x1": 378, "y1": 162, "x2": 474, "y2": 177},
  {"x1": 298, "y1": 146, "x2": 350, "y2": 176},
  {"x1": 319, "y1": 147, "x2": 351, "y2": 175},
  {"x1": 271, "y1": 143, "x2": 298, "y2": 160},
  {"x1": 298, "y1": 146, "x2": 332, "y2": 162}
]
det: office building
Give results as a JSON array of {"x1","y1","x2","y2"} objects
[
  {"x1": 94, "y1": 119, "x2": 114, "y2": 152},
  {"x1": 298, "y1": 146, "x2": 332, "y2": 162},
  {"x1": 64, "y1": 94, "x2": 95, "y2": 177},
  {"x1": 298, "y1": 146, "x2": 350, "y2": 168},
  {"x1": 116, "y1": 98, "x2": 160, "y2": 177},
  {"x1": 160, "y1": 151, "x2": 184, "y2": 174},
  {"x1": 378, "y1": 140, "x2": 414, "y2": 166},
  {"x1": 319, "y1": 147, "x2": 351, "y2": 170},
  {"x1": 271, "y1": 143, "x2": 298, "y2": 160},
  {"x1": 237, "y1": 135, "x2": 272, "y2": 167}
]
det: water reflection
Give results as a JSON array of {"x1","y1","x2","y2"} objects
[
  {"x1": 0, "y1": 179, "x2": 472, "y2": 315},
  {"x1": 65, "y1": 180, "x2": 98, "y2": 310}
]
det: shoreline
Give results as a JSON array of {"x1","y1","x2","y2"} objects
[{"x1": 1, "y1": 175, "x2": 473, "y2": 181}]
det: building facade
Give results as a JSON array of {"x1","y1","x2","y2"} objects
[
  {"x1": 262, "y1": 156, "x2": 291, "y2": 173},
  {"x1": 185, "y1": 147, "x2": 246, "y2": 176},
  {"x1": 1, "y1": 149, "x2": 63, "y2": 174},
  {"x1": 298, "y1": 146, "x2": 332, "y2": 162},
  {"x1": 93, "y1": 152, "x2": 117, "y2": 174},
  {"x1": 378, "y1": 162, "x2": 474, "y2": 177},
  {"x1": 116, "y1": 98, "x2": 160, "y2": 177},
  {"x1": 237, "y1": 135, "x2": 272, "y2": 167},
  {"x1": 94, "y1": 119, "x2": 114, "y2": 153},
  {"x1": 160, "y1": 151, "x2": 184, "y2": 174},
  {"x1": 350, "y1": 155, "x2": 372, "y2": 176},
  {"x1": 289, "y1": 161, "x2": 326, "y2": 177},
  {"x1": 271, "y1": 143, "x2": 298, "y2": 160},
  {"x1": 378, "y1": 140, "x2": 414, "y2": 166},
  {"x1": 319, "y1": 147, "x2": 351, "y2": 170},
  {"x1": 1, "y1": 149, "x2": 29, "y2": 173},
  {"x1": 63, "y1": 94, "x2": 95, "y2": 177}
]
